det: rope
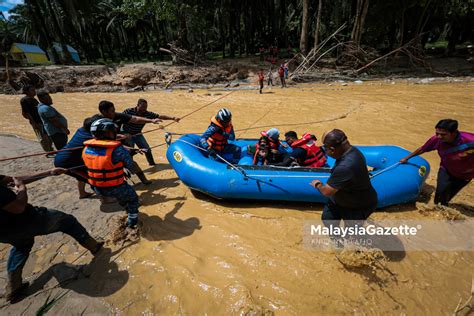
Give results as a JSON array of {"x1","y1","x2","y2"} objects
[
  {"x1": 369, "y1": 162, "x2": 401, "y2": 179},
  {"x1": 0, "y1": 91, "x2": 236, "y2": 163},
  {"x1": 175, "y1": 139, "x2": 248, "y2": 178}
]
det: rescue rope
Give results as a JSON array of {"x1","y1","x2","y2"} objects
[{"x1": 0, "y1": 91, "x2": 236, "y2": 162}]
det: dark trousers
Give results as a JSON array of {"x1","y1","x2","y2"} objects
[
  {"x1": 280, "y1": 76, "x2": 286, "y2": 87},
  {"x1": 49, "y1": 133, "x2": 68, "y2": 150},
  {"x1": 434, "y1": 168, "x2": 471, "y2": 205},
  {"x1": 259, "y1": 80, "x2": 264, "y2": 93},
  {"x1": 93, "y1": 183, "x2": 140, "y2": 223},
  {"x1": 32, "y1": 124, "x2": 54, "y2": 152},
  {"x1": 123, "y1": 134, "x2": 155, "y2": 165},
  {"x1": 216, "y1": 144, "x2": 242, "y2": 164},
  {"x1": 322, "y1": 199, "x2": 375, "y2": 228},
  {"x1": 0, "y1": 207, "x2": 91, "y2": 273}
]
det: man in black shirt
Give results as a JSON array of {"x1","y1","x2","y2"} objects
[
  {"x1": 311, "y1": 129, "x2": 378, "y2": 227},
  {"x1": 90, "y1": 100, "x2": 163, "y2": 184},
  {"x1": 122, "y1": 98, "x2": 180, "y2": 165},
  {"x1": 20, "y1": 85, "x2": 54, "y2": 152},
  {"x1": 0, "y1": 170, "x2": 103, "y2": 302}
]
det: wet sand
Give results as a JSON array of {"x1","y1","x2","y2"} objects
[{"x1": 0, "y1": 80, "x2": 473, "y2": 314}]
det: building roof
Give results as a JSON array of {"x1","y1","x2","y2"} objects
[
  {"x1": 53, "y1": 43, "x2": 78, "y2": 54},
  {"x1": 13, "y1": 43, "x2": 46, "y2": 54}
]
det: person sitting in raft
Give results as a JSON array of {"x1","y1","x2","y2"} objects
[
  {"x1": 252, "y1": 128, "x2": 286, "y2": 165},
  {"x1": 400, "y1": 119, "x2": 473, "y2": 206},
  {"x1": 272, "y1": 131, "x2": 327, "y2": 167},
  {"x1": 82, "y1": 119, "x2": 141, "y2": 229},
  {"x1": 200, "y1": 108, "x2": 241, "y2": 164},
  {"x1": 253, "y1": 136, "x2": 270, "y2": 166}
]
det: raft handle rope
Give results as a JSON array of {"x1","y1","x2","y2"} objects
[
  {"x1": 369, "y1": 162, "x2": 401, "y2": 179},
  {"x1": 175, "y1": 139, "x2": 248, "y2": 179}
]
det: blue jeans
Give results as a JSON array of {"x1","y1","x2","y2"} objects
[
  {"x1": 214, "y1": 144, "x2": 242, "y2": 164},
  {"x1": 94, "y1": 183, "x2": 140, "y2": 225},
  {"x1": 0, "y1": 207, "x2": 91, "y2": 273},
  {"x1": 124, "y1": 134, "x2": 155, "y2": 165}
]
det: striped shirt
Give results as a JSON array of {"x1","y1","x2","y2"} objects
[{"x1": 122, "y1": 107, "x2": 160, "y2": 135}]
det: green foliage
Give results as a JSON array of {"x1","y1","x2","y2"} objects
[{"x1": 0, "y1": 0, "x2": 471, "y2": 64}]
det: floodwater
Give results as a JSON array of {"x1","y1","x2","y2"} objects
[{"x1": 0, "y1": 80, "x2": 473, "y2": 314}]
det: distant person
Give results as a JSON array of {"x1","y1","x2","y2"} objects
[
  {"x1": 272, "y1": 131, "x2": 326, "y2": 167},
  {"x1": 200, "y1": 108, "x2": 241, "y2": 164},
  {"x1": 0, "y1": 170, "x2": 103, "y2": 302},
  {"x1": 54, "y1": 117, "x2": 96, "y2": 199},
  {"x1": 257, "y1": 69, "x2": 265, "y2": 94},
  {"x1": 311, "y1": 129, "x2": 378, "y2": 227},
  {"x1": 122, "y1": 98, "x2": 180, "y2": 166},
  {"x1": 284, "y1": 62, "x2": 289, "y2": 79},
  {"x1": 267, "y1": 68, "x2": 274, "y2": 87},
  {"x1": 82, "y1": 119, "x2": 141, "y2": 228},
  {"x1": 278, "y1": 64, "x2": 286, "y2": 88},
  {"x1": 37, "y1": 90, "x2": 69, "y2": 150},
  {"x1": 20, "y1": 85, "x2": 53, "y2": 152},
  {"x1": 400, "y1": 119, "x2": 473, "y2": 205}
]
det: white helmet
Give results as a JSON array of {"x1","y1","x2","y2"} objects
[{"x1": 216, "y1": 108, "x2": 232, "y2": 123}]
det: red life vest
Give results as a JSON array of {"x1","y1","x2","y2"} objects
[
  {"x1": 278, "y1": 67, "x2": 285, "y2": 77},
  {"x1": 290, "y1": 133, "x2": 327, "y2": 167},
  {"x1": 253, "y1": 138, "x2": 281, "y2": 165},
  {"x1": 206, "y1": 116, "x2": 233, "y2": 152},
  {"x1": 82, "y1": 139, "x2": 125, "y2": 187}
]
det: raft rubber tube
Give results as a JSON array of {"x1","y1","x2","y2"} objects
[{"x1": 166, "y1": 134, "x2": 430, "y2": 208}]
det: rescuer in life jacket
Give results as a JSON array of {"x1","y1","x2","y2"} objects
[
  {"x1": 200, "y1": 108, "x2": 241, "y2": 164},
  {"x1": 82, "y1": 119, "x2": 141, "y2": 228},
  {"x1": 272, "y1": 131, "x2": 327, "y2": 167}
]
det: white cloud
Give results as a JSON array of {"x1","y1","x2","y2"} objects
[
  {"x1": 1, "y1": 11, "x2": 10, "y2": 19},
  {"x1": 3, "y1": 0, "x2": 24, "y2": 6}
]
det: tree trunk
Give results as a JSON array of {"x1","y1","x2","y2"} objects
[
  {"x1": 314, "y1": 0, "x2": 323, "y2": 49},
  {"x1": 351, "y1": 0, "x2": 369, "y2": 46},
  {"x1": 43, "y1": 0, "x2": 73, "y2": 64},
  {"x1": 299, "y1": 0, "x2": 309, "y2": 54},
  {"x1": 28, "y1": 0, "x2": 60, "y2": 63},
  {"x1": 5, "y1": 55, "x2": 10, "y2": 83}
]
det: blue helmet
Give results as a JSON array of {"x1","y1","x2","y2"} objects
[{"x1": 216, "y1": 108, "x2": 232, "y2": 123}]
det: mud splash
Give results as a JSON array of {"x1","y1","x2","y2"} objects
[{"x1": 0, "y1": 80, "x2": 472, "y2": 314}]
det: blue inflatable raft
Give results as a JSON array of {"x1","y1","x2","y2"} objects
[{"x1": 166, "y1": 134, "x2": 430, "y2": 208}]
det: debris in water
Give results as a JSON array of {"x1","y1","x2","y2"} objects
[
  {"x1": 416, "y1": 202, "x2": 466, "y2": 220},
  {"x1": 109, "y1": 215, "x2": 140, "y2": 246}
]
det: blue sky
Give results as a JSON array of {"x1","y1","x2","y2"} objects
[{"x1": 0, "y1": 0, "x2": 23, "y2": 19}]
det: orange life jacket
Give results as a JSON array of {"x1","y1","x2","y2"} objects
[
  {"x1": 82, "y1": 139, "x2": 125, "y2": 187},
  {"x1": 207, "y1": 116, "x2": 233, "y2": 152},
  {"x1": 290, "y1": 133, "x2": 327, "y2": 167},
  {"x1": 253, "y1": 138, "x2": 281, "y2": 165}
]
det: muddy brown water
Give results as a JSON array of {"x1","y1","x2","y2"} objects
[{"x1": 0, "y1": 81, "x2": 473, "y2": 314}]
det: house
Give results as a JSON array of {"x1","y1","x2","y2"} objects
[
  {"x1": 51, "y1": 43, "x2": 81, "y2": 63},
  {"x1": 10, "y1": 43, "x2": 50, "y2": 65}
]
